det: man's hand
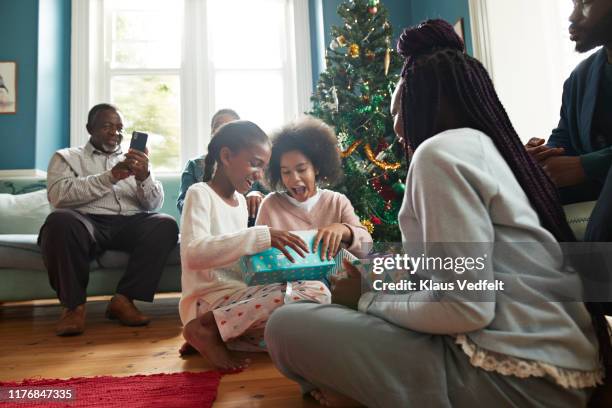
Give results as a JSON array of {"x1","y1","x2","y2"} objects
[
  {"x1": 542, "y1": 156, "x2": 586, "y2": 187},
  {"x1": 330, "y1": 259, "x2": 363, "y2": 310},
  {"x1": 313, "y1": 223, "x2": 351, "y2": 261},
  {"x1": 246, "y1": 192, "x2": 264, "y2": 218},
  {"x1": 125, "y1": 148, "x2": 150, "y2": 182},
  {"x1": 525, "y1": 138, "x2": 565, "y2": 163},
  {"x1": 111, "y1": 161, "x2": 132, "y2": 181},
  {"x1": 269, "y1": 229, "x2": 309, "y2": 263}
]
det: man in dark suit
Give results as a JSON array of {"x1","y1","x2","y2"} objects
[{"x1": 527, "y1": 0, "x2": 612, "y2": 240}]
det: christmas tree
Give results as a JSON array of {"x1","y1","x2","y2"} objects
[{"x1": 310, "y1": 0, "x2": 406, "y2": 242}]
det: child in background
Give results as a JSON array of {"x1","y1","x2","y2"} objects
[
  {"x1": 179, "y1": 120, "x2": 331, "y2": 370},
  {"x1": 256, "y1": 117, "x2": 372, "y2": 260},
  {"x1": 177, "y1": 109, "x2": 266, "y2": 221}
]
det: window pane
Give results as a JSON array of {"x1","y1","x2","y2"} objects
[
  {"x1": 112, "y1": 40, "x2": 182, "y2": 69},
  {"x1": 111, "y1": 75, "x2": 181, "y2": 172},
  {"x1": 208, "y1": 0, "x2": 285, "y2": 69},
  {"x1": 107, "y1": 0, "x2": 183, "y2": 69},
  {"x1": 214, "y1": 70, "x2": 285, "y2": 133}
]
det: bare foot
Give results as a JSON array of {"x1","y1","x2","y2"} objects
[
  {"x1": 178, "y1": 341, "x2": 197, "y2": 356},
  {"x1": 310, "y1": 388, "x2": 362, "y2": 407},
  {"x1": 182, "y1": 312, "x2": 250, "y2": 371}
]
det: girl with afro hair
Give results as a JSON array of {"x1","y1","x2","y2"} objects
[{"x1": 256, "y1": 116, "x2": 372, "y2": 259}]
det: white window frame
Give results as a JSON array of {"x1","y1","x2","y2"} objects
[{"x1": 71, "y1": 0, "x2": 312, "y2": 172}]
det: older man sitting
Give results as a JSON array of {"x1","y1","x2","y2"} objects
[{"x1": 39, "y1": 103, "x2": 179, "y2": 336}]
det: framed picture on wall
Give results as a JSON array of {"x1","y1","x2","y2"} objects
[
  {"x1": 454, "y1": 18, "x2": 465, "y2": 42},
  {"x1": 0, "y1": 61, "x2": 17, "y2": 114}
]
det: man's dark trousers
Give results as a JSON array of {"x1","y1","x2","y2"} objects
[{"x1": 39, "y1": 209, "x2": 179, "y2": 309}]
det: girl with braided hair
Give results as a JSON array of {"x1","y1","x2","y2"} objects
[
  {"x1": 264, "y1": 20, "x2": 603, "y2": 407},
  {"x1": 177, "y1": 108, "x2": 268, "y2": 221},
  {"x1": 179, "y1": 120, "x2": 331, "y2": 370}
]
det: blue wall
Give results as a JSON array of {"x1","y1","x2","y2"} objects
[
  {"x1": 0, "y1": 0, "x2": 40, "y2": 170},
  {"x1": 0, "y1": 0, "x2": 70, "y2": 171},
  {"x1": 411, "y1": 0, "x2": 473, "y2": 55},
  {"x1": 35, "y1": 0, "x2": 71, "y2": 170}
]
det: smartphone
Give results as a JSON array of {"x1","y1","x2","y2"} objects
[{"x1": 130, "y1": 131, "x2": 148, "y2": 152}]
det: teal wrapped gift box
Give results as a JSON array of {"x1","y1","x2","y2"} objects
[{"x1": 240, "y1": 230, "x2": 344, "y2": 285}]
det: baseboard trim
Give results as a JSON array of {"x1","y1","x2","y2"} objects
[{"x1": 0, "y1": 169, "x2": 47, "y2": 178}]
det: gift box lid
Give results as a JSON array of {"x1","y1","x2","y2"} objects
[{"x1": 241, "y1": 230, "x2": 335, "y2": 273}]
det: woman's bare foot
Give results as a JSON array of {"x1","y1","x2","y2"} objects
[
  {"x1": 178, "y1": 341, "x2": 197, "y2": 356},
  {"x1": 310, "y1": 387, "x2": 362, "y2": 407},
  {"x1": 183, "y1": 312, "x2": 250, "y2": 370}
]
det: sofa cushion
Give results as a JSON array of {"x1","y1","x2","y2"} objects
[
  {"x1": 0, "y1": 235, "x2": 47, "y2": 270},
  {"x1": 0, "y1": 234, "x2": 103, "y2": 271},
  {"x1": 563, "y1": 201, "x2": 597, "y2": 241},
  {"x1": 0, "y1": 189, "x2": 51, "y2": 234},
  {"x1": 0, "y1": 234, "x2": 181, "y2": 271}
]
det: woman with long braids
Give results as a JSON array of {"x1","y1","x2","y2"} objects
[{"x1": 264, "y1": 20, "x2": 605, "y2": 407}]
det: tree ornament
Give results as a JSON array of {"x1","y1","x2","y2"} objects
[
  {"x1": 371, "y1": 215, "x2": 382, "y2": 225},
  {"x1": 384, "y1": 48, "x2": 391, "y2": 76},
  {"x1": 330, "y1": 35, "x2": 347, "y2": 51},
  {"x1": 392, "y1": 182, "x2": 406, "y2": 194},
  {"x1": 365, "y1": 49, "x2": 375, "y2": 61},
  {"x1": 364, "y1": 144, "x2": 402, "y2": 170},
  {"x1": 331, "y1": 86, "x2": 339, "y2": 111},
  {"x1": 361, "y1": 219, "x2": 375, "y2": 234},
  {"x1": 323, "y1": 86, "x2": 339, "y2": 112},
  {"x1": 348, "y1": 43, "x2": 360, "y2": 59},
  {"x1": 368, "y1": 0, "x2": 379, "y2": 13}
]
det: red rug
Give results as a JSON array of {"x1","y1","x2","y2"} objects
[{"x1": 0, "y1": 371, "x2": 223, "y2": 407}]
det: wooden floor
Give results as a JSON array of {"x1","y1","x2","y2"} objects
[{"x1": 0, "y1": 295, "x2": 318, "y2": 407}]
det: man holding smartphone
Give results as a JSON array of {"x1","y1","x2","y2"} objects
[{"x1": 39, "y1": 103, "x2": 179, "y2": 336}]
